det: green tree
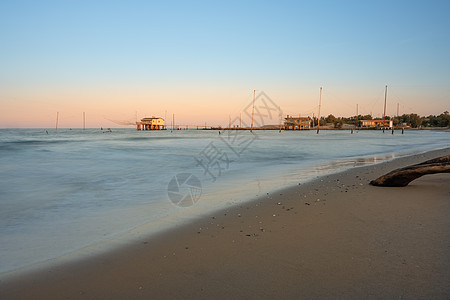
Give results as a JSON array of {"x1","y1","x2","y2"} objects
[
  {"x1": 334, "y1": 119, "x2": 343, "y2": 129},
  {"x1": 325, "y1": 114, "x2": 336, "y2": 124},
  {"x1": 409, "y1": 113, "x2": 422, "y2": 128},
  {"x1": 319, "y1": 117, "x2": 326, "y2": 126},
  {"x1": 439, "y1": 111, "x2": 450, "y2": 127}
]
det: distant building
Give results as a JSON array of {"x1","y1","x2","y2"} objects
[
  {"x1": 284, "y1": 115, "x2": 311, "y2": 130},
  {"x1": 359, "y1": 119, "x2": 393, "y2": 129},
  {"x1": 137, "y1": 117, "x2": 165, "y2": 130}
]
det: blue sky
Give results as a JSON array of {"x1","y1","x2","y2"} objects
[{"x1": 1, "y1": 0, "x2": 449, "y2": 127}]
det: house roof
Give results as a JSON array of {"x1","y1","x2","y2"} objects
[
  {"x1": 285, "y1": 117, "x2": 311, "y2": 120},
  {"x1": 361, "y1": 119, "x2": 390, "y2": 122},
  {"x1": 141, "y1": 117, "x2": 164, "y2": 121}
]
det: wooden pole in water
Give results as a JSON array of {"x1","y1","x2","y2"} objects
[
  {"x1": 229, "y1": 115, "x2": 231, "y2": 129},
  {"x1": 83, "y1": 112, "x2": 86, "y2": 130},
  {"x1": 383, "y1": 85, "x2": 387, "y2": 133},
  {"x1": 317, "y1": 87, "x2": 322, "y2": 134},
  {"x1": 56, "y1": 112, "x2": 59, "y2": 131},
  {"x1": 250, "y1": 89, "x2": 255, "y2": 132}
]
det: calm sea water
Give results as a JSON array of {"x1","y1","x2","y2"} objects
[{"x1": 0, "y1": 128, "x2": 449, "y2": 274}]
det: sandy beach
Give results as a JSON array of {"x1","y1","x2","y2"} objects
[{"x1": 1, "y1": 147, "x2": 449, "y2": 299}]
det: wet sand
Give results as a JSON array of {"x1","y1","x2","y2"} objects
[{"x1": 1, "y1": 148, "x2": 449, "y2": 299}]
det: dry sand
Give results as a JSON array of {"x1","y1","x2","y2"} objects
[{"x1": 1, "y1": 148, "x2": 449, "y2": 299}]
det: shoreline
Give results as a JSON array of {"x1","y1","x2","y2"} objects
[
  {"x1": 0, "y1": 146, "x2": 442, "y2": 276},
  {"x1": 1, "y1": 147, "x2": 449, "y2": 299},
  {"x1": 1, "y1": 129, "x2": 448, "y2": 277}
]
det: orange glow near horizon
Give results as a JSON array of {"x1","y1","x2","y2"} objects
[{"x1": 1, "y1": 84, "x2": 448, "y2": 128}]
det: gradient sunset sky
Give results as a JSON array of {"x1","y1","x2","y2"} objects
[{"x1": 1, "y1": 0, "x2": 449, "y2": 128}]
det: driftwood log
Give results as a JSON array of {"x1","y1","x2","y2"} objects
[{"x1": 370, "y1": 155, "x2": 450, "y2": 187}]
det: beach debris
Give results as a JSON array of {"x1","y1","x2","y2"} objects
[
  {"x1": 305, "y1": 202, "x2": 310, "y2": 205},
  {"x1": 277, "y1": 202, "x2": 282, "y2": 205},
  {"x1": 245, "y1": 233, "x2": 258, "y2": 237},
  {"x1": 370, "y1": 155, "x2": 450, "y2": 187}
]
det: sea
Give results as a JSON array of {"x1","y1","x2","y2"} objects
[{"x1": 0, "y1": 128, "x2": 449, "y2": 275}]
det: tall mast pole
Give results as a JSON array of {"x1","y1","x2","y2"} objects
[
  {"x1": 356, "y1": 104, "x2": 359, "y2": 129},
  {"x1": 250, "y1": 89, "x2": 255, "y2": 132},
  {"x1": 383, "y1": 85, "x2": 387, "y2": 132},
  {"x1": 56, "y1": 112, "x2": 59, "y2": 131},
  {"x1": 396, "y1": 102, "x2": 399, "y2": 128},
  {"x1": 279, "y1": 106, "x2": 282, "y2": 133},
  {"x1": 317, "y1": 87, "x2": 322, "y2": 134},
  {"x1": 83, "y1": 112, "x2": 86, "y2": 130},
  {"x1": 171, "y1": 113, "x2": 174, "y2": 132}
]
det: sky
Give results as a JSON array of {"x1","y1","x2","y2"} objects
[{"x1": 1, "y1": 0, "x2": 449, "y2": 128}]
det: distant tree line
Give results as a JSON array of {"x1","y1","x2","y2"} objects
[
  {"x1": 312, "y1": 111, "x2": 449, "y2": 129},
  {"x1": 420, "y1": 111, "x2": 450, "y2": 128}
]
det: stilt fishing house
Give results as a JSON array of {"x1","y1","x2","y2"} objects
[
  {"x1": 284, "y1": 115, "x2": 311, "y2": 130},
  {"x1": 136, "y1": 117, "x2": 166, "y2": 130}
]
